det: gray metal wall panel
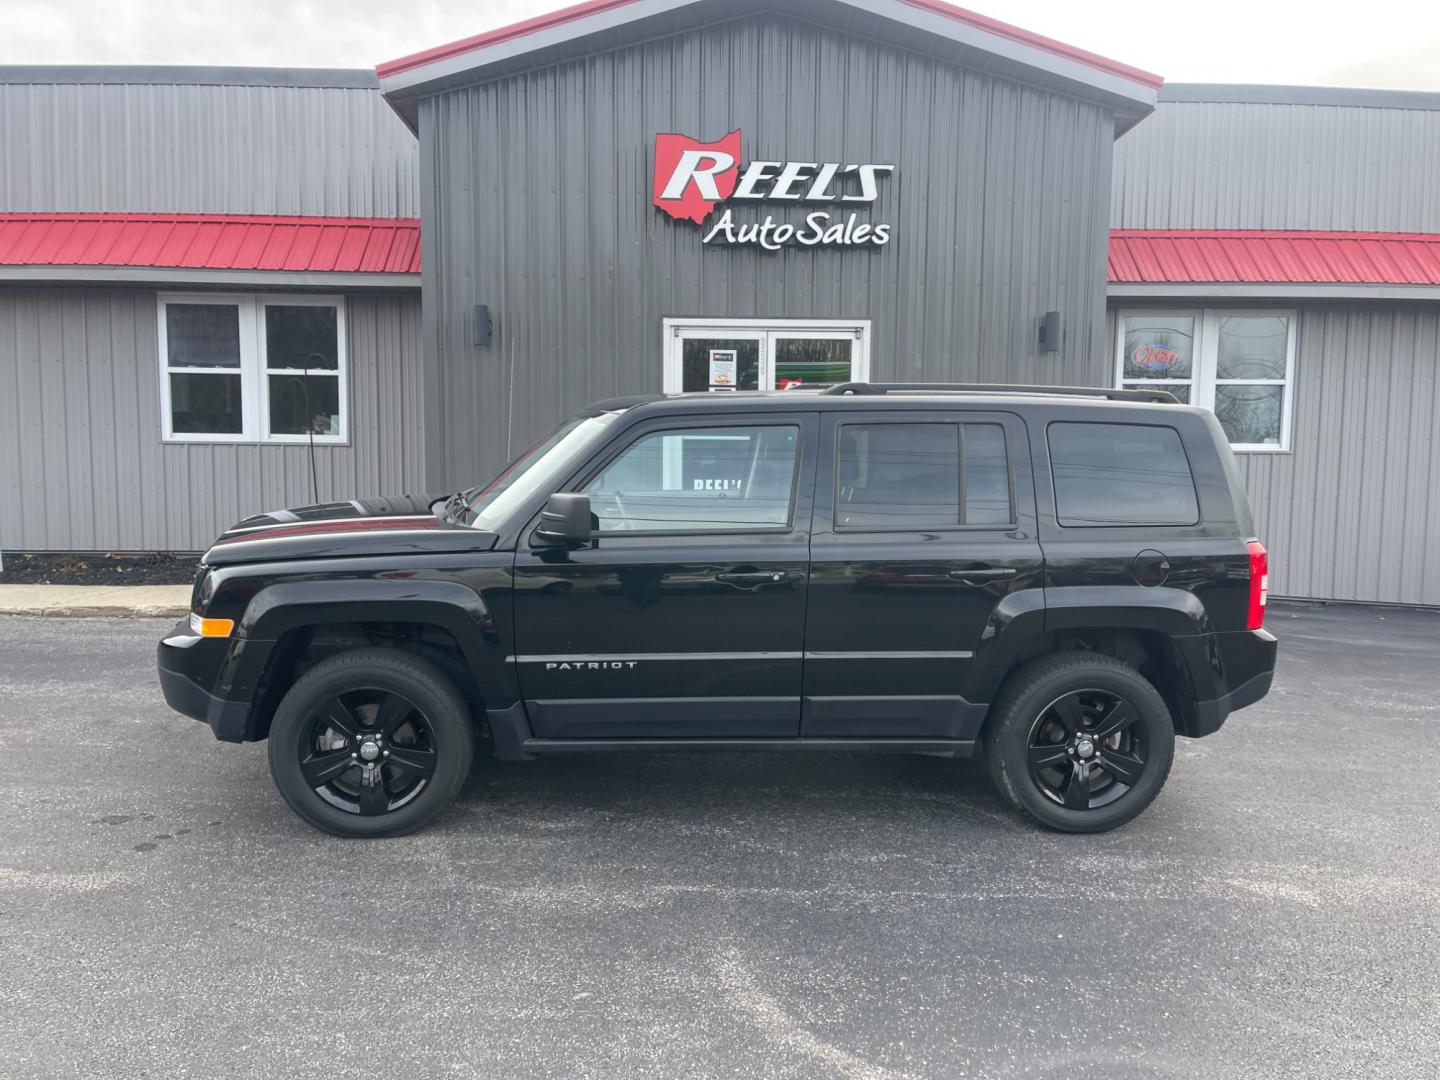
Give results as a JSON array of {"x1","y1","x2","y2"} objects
[
  {"x1": 1112, "y1": 99, "x2": 1440, "y2": 232},
  {"x1": 0, "y1": 81, "x2": 419, "y2": 217},
  {"x1": 419, "y1": 14, "x2": 1115, "y2": 490},
  {"x1": 1110, "y1": 302, "x2": 1440, "y2": 606},
  {"x1": 0, "y1": 287, "x2": 425, "y2": 552}
]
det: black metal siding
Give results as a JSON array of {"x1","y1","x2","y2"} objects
[{"x1": 419, "y1": 14, "x2": 1115, "y2": 488}]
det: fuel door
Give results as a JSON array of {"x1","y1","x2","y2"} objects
[{"x1": 1131, "y1": 549, "x2": 1171, "y2": 587}]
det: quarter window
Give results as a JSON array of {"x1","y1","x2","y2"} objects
[
  {"x1": 835, "y1": 422, "x2": 1013, "y2": 529},
  {"x1": 584, "y1": 425, "x2": 799, "y2": 532},
  {"x1": 1049, "y1": 422, "x2": 1199, "y2": 527},
  {"x1": 1116, "y1": 309, "x2": 1295, "y2": 451},
  {"x1": 159, "y1": 294, "x2": 346, "y2": 443}
]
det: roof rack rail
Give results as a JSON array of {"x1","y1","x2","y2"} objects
[{"x1": 820, "y1": 382, "x2": 1180, "y2": 404}]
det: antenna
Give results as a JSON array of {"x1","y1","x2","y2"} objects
[{"x1": 302, "y1": 352, "x2": 324, "y2": 506}]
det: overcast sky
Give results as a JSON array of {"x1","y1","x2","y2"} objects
[{"x1": 5, "y1": 0, "x2": 1439, "y2": 91}]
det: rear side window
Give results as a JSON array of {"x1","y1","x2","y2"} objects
[
  {"x1": 1048, "y1": 422, "x2": 1199, "y2": 527},
  {"x1": 836, "y1": 421, "x2": 1013, "y2": 529}
]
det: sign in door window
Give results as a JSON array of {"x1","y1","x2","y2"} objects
[{"x1": 681, "y1": 339, "x2": 760, "y2": 392}]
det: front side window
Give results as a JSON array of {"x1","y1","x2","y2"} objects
[
  {"x1": 584, "y1": 424, "x2": 799, "y2": 532},
  {"x1": 1049, "y1": 422, "x2": 1199, "y2": 527},
  {"x1": 159, "y1": 295, "x2": 346, "y2": 442},
  {"x1": 1116, "y1": 309, "x2": 1295, "y2": 450},
  {"x1": 835, "y1": 421, "x2": 1013, "y2": 529}
]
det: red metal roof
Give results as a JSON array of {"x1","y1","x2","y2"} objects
[
  {"x1": 377, "y1": 0, "x2": 1163, "y2": 89},
  {"x1": 1109, "y1": 229, "x2": 1440, "y2": 286},
  {"x1": 0, "y1": 213, "x2": 421, "y2": 275}
]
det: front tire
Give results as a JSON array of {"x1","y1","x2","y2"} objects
[
  {"x1": 267, "y1": 648, "x2": 475, "y2": 838},
  {"x1": 985, "y1": 653, "x2": 1175, "y2": 833}
]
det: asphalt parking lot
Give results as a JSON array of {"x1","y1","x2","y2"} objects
[{"x1": 2, "y1": 602, "x2": 1437, "y2": 1079}]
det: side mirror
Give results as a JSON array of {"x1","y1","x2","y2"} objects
[{"x1": 533, "y1": 492, "x2": 593, "y2": 548}]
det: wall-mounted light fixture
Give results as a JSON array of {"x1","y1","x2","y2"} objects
[
  {"x1": 1039, "y1": 310, "x2": 1061, "y2": 353},
  {"x1": 473, "y1": 305, "x2": 493, "y2": 347}
]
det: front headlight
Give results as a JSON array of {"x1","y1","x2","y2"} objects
[{"x1": 191, "y1": 565, "x2": 215, "y2": 613}]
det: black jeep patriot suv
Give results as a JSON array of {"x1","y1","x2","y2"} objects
[{"x1": 159, "y1": 383, "x2": 1277, "y2": 838}]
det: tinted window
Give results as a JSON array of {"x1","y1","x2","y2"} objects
[
  {"x1": 837, "y1": 423, "x2": 958, "y2": 529},
  {"x1": 963, "y1": 424, "x2": 1012, "y2": 525},
  {"x1": 836, "y1": 422, "x2": 1016, "y2": 529},
  {"x1": 585, "y1": 425, "x2": 798, "y2": 532},
  {"x1": 1049, "y1": 423, "x2": 1199, "y2": 527}
]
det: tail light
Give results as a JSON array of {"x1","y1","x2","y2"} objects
[{"x1": 1246, "y1": 540, "x2": 1269, "y2": 630}]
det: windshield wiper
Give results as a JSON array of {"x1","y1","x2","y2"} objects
[{"x1": 439, "y1": 491, "x2": 471, "y2": 525}]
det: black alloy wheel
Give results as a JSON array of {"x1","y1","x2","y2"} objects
[
  {"x1": 268, "y1": 649, "x2": 474, "y2": 838},
  {"x1": 984, "y1": 653, "x2": 1175, "y2": 833},
  {"x1": 301, "y1": 689, "x2": 437, "y2": 817},
  {"x1": 1025, "y1": 689, "x2": 1149, "y2": 812}
]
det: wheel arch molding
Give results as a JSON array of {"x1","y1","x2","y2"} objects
[
  {"x1": 1040, "y1": 586, "x2": 1226, "y2": 734},
  {"x1": 222, "y1": 578, "x2": 517, "y2": 740}
]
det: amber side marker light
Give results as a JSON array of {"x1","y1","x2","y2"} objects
[{"x1": 189, "y1": 612, "x2": 235, "y2": 638}]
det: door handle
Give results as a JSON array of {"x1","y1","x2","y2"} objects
[
  {"x1": 947, "y1": 567, "x2": 1018, "y2": 583},
  {"x1": 714, "y1": 570, "x2": 788, "y2": 586}
]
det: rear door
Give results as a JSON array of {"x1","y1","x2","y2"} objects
[
  {"x1": 511, "y1": 411, "x2": 819, "y2": 739},
  {"x1": 802, "y1": 409, "x2": 1042, "y2": 739}
]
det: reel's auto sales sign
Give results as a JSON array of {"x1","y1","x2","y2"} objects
[{"x1": 653, "y1": 129, "x2": 894, "y2": 251}]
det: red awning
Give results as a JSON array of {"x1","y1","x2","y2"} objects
[
  {"x1": 0, "y1": 213, "x2": 420, "y2": 275},
  {"x1": 1109, "y1": 229, "x2": 1440, "y2": 286}
]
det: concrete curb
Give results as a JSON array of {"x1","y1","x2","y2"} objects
[{"x1": 0, "y1": 584, "x2": 191, "y2": 618}]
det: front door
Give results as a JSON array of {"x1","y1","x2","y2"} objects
[
  {"x1": 802, "y1": 410, "x2": 1044, "y2": 740},
  {"x1": 512, "y1": 412, "x2": 820, "y2": 739},
  {"x1": 665, "y1": 320, "x2": 869, "y2": 393}
]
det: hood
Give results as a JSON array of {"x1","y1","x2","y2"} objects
[{"x1": 204, "y1": 494, "x2": 498, "y2": 567}]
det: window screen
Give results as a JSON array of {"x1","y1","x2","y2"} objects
[
  {"x1": 584, "y1": 425, "x2": 798, "y2": 532},
  {"x1": 1049, "y1": 423, "x2": 1199, "y2": 527}
]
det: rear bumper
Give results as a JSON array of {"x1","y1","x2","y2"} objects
[
  {"x1": 157, "y1": 621, "x2": 252, "y2": 742},
  {"x1": 1187, "y1": 628, "x2": 1278, "y2": 737},
  {"x1": 1191, "y1": 668, "x2": 1274, "y2": 738}
]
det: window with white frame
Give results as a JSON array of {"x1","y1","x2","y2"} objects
[
  {"x1": 1115, "y1": 309, "x2": 1296, "y2": 451},
  {"x1": 159, "y1": 294, "x2": 346, "y2": 443}
]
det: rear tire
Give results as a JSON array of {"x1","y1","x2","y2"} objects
[
  {"x1": 268, "y1": 648, "x2": 475, "y2": 838},
  {"x1": 984, "y1": 653, "x2": 1175, "y2": 833}
]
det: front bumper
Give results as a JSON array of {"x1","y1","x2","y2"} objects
[{"x1": 157, "y1": 620, "x2": 252, "y2": 742}]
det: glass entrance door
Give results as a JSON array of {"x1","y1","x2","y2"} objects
[
  {"x1": 769, "y1": 331, "x2": 855, "y2": 391},
  {"x1": 665, "y1": 321, "x2": 869, "y2": 393}
]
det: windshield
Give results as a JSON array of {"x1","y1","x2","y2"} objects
[{"x1": 458, "y1": 410, "x2": 625, "y2": 530}]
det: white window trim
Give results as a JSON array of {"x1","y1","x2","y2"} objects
[
  {"x1": 158, "y1": 293, "x2": 348, "y2": 445},
  {"x1": 157, "y1": 293, "x2": 257, "y2": 443},
  {"x1": 1115, "y1": 308, "x2": 1296, "y2": 453},
  {"x1": 257, "y1": 294, "x2": 348, "y2": 445},
  {"x1": 661, "y1": 317, "x2": 872, "y2": 393}
]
